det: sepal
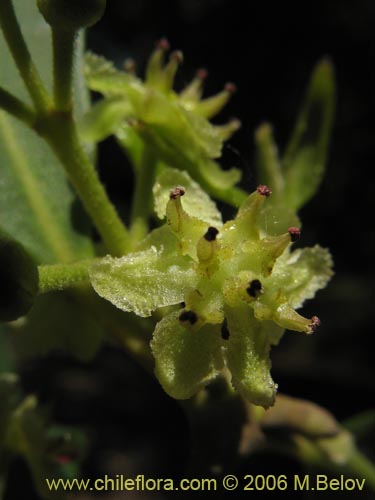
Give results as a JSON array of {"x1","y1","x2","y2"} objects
[{"x1": 151, "y1": 311, "x2": 223, "y2": 399}]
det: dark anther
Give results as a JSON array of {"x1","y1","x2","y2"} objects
[
  {"x1": 204, "y1": 226, "x2": 219, "y2": 242},
  {"x1": 179, "y1": 310, "x2": 198, "y2": 325},
  {"x1": 169, "y1": 186, "x2": 185, "y2": 199},
  {"x1": 257, "y1": 184, "x2": 272, "y2": 197},
  {"x1": 309, "y1": 316, "x2": 321, "y2": 333},
  {"x1": 180, "y1": 301, "x2": 186, "y2": 308},
  {"x1": 246, "y1": 279, "x2": 262, "y2": 298},
  {"x1": 221, "y1": 318, "x2": 230, "y2": 340},
  {"x1": 288, "y1": 227, "x2": 301, "y2": 242}
]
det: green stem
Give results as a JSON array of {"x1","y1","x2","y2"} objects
[
  {"x1": 255, "y1": 122, "x2": 284, "y2": 196},
  {"x1": 38, "y1": 260, "x2": 96, "y2": 294},
  {"x1": 0, "y1": 86, "x2": 36, "y2": 126},
  {"x1": 0, "y1": 0, "x2": 51, "y2": 112},
  {"x1": 291, "y1": 432, "x2": 375, "y2": 491},
  {"x1": 52, "y1": 27, "x2": 76, "y2": 111},
  {"x1": 130, "y1": 145, "x2": 158, "y2": 233},
  {"x1": 37, "y1": 113, "x2": 130, "y2": 256},
  {"x1": 347, "y1": 450, "x2": 375, "y2": 490}
]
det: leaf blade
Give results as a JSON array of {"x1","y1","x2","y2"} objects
[
  {"x1": 282, "y1": 59, "x2": 336, "y2": 210},
  {"x1": 0, "y1": 0, "x2": 94, "y2": 264}
]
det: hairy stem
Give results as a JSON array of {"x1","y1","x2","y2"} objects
[
  {"x1": 38, "y1": 260, "x2": 96, "y2": 294},
  {"x1": 37, "y1": 113, "x2": 130, "y2": 256},
  {"x1": 0, "y1": 0, "x2": 51, "y2": 112},
  {"x1": 130, "y1": 145, "x2": 158, "y2": 234},
  {"x1": 52, "y1": 28, "x2": 75, "y2": 111},
  {"x1": 0, "y1": 86, "x2": 36, "y2": 126}
]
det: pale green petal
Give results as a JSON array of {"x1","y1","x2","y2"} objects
[
  {"x1": 89, "y1": 247, "x2": 197, "y2": 317},
  {"x1": 272, "y1": 245, "x2": 334, "y2": 308},
  {"x1": 137, "y1": 224, "x2": 179, "y2": 254},
  {"x1": 225, "y1": 305, "x2": 283, "y2": 408},
  {"x1": 199, "y1": 159, "x2": 242, "y2": 190},
  {"x1": 153, "y1": 168, "x2": 222, "y2": 226},
  {"x1": 84, "y1": 52, "x2": 142, "y2": 96},
  {"x1": 79, "y1": 97, "x2": 133, "y2": 143},
  {"x1": 137, "y1": 92, "x2": 223, "y2": 159},
  {"x1": 151, "y1": 311, "x2": 223, "y2": 399}
]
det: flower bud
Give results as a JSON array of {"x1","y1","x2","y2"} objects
[{"x1": 37, "y1": 0, "x2": 107, "y2": 30}]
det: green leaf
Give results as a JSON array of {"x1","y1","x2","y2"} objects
[
  {"x1": 84, "y1": 51, "x2": 136, "y2": 96},
  {"x1": 10, "y1": 291, "x2": 105, "y2": 362},
  {"x1": 153, "y1": 168, "x2": 222, "y2": 226},
  {"x1": 89, "y1": 247, "x2": 197, "y2": 317},
  {"x1": 225, "y1": 305, "x2": 283, "y2": 408},
  {"x1": 0, "y1": 231, "x2": 39, "y2": 321},
  {"x1": 272, "y1": 245, "x2": 334, "y2": 308},
  {"x1": 0, "y1": 0, "x2": 93, "y2": 264},
  {"x1": 282, "y1": 59, "x2": 335, "y2": 210},
  {"x1": 151, "y1": 311, "x2": 223, "y2": 399},
  {"x1": 4, "y1": 394, "x2": 65, "y2": 499}
]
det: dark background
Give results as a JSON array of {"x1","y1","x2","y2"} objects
[{"x1": 8, "y1": 1, "x2": 375, "y2": 498}]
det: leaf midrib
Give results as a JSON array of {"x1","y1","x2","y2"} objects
[{"x1": 0, "y1": 112, "x2": 75, "y2": 263}]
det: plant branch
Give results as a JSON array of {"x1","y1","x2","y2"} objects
[
  {"x1": 52, "y1": 28, "x2": 75, "y2": 111},
  {"x1": 0, "y1": 86, "x2": 36, "y2": 126},
  {"x1": 130, "y1": 145, "x2": 158, "y2": 235},
  {"x1": 37, "y1": 113, "x2": 130, "y2": 256},
  {"x1": 0, "y1": 0, "x2": 51, "y2": 112},
  {"x1": 38, "y1": 260, "x2": 96, "y2": 294}
]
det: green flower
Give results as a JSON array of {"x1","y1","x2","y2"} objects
[
  {"x1": 82, "y1": 40, "x2": 246, "y2": 206},
  {"x1": 89, "y1": 170, "x2": 333, "y2": 408}
]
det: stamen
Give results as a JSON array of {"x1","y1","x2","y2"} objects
[
  {"x1": 170, "y1": 50, "x2": 183, "y2": 64},
  {"x1": 196, "y1": 68, "x2": 208, "y2": 80},
  {"x1": 221, "y1": 318, "x2": 230, "y2": 340},
  {"x1": 308, "y1": 316, "x2": 321, "y2": 333},
  {"x1": 288, "y1": 227, "x2": 301, "y2": 242},
  {"x1": 257, "y1": 184, "x2": 272, "y2": 197},
  {"x1": 246, "y1": 279, "x2": 263, "y2": 298},
  {"x1": 169, "y1": 186, "x2": 186, "y2": 199},
  {"x1": 204, "y1": 226, "x2": 219, "y2": 242},
  {"x1": 123, "y1": 58, "x2": 136, "y2": 74},
  {"x1": 225, "y1": 82, "x2": 237, "y2": 94},
  {"x1": 179, "y1": 310, "x2": 198, "y2": 325},
  {"x1": 156, "y1": 38, "x2": 170, "y2": 51}
]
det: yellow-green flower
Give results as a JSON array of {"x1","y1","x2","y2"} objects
[
  {"x1": 89, "y1": 169, "x2": 333, "y2": 408},
  {"x1": 82, "y1": 41, "x2": 246, "y2": 206}
]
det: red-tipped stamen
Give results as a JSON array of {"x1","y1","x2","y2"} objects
[
  {"x1": 257, "y1": 185, "x2": 272, "y2": 197},
  {"x1": 170, "y1": 50, "x2": 183, "y2": 64},
  {"x1": 225, "y1": 82, "x2": 237, "y2": 94},
  {"x1": 309, "y1": 316, "x2": 321, "y2": 333},
  {"x1": 288, "y1": 227, "x2": 301, "y2": 242},
  {"x1": 156, "y1": 38, "x2": 170, "y2": 51},
  {"x1": 196, "y1": 68, "x2": 208, "y2": 80},
  {"x1": 169, "y1": 186, "x2": 186, "y2": 199}
]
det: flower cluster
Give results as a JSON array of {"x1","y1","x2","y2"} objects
[
  {"x1": 89, "y1": 171, "x2": 333, "y2": 407},
  {"x1": 83, "y1": 40, "x2": 246, "y2": 205}
]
